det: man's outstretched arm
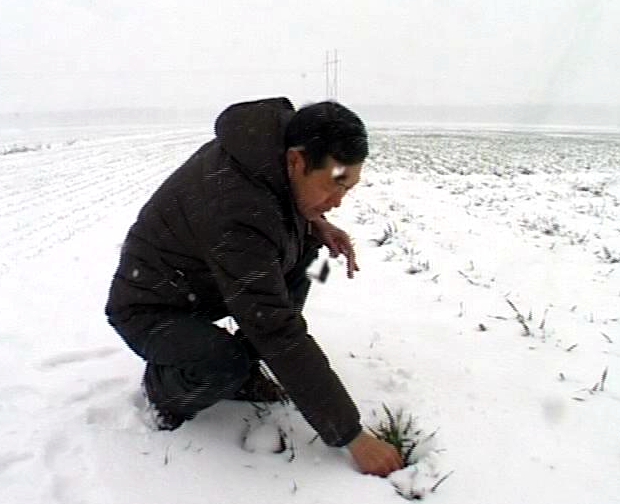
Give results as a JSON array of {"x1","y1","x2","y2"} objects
[{"x1": 310, "y1": 217, "x2": 360, "y2": 279}]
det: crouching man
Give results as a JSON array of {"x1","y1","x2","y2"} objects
[{"x1": 105, "y1": 97, "x2": 403, "y2": 477}]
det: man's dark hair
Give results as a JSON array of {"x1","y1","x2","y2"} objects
[{"x1": 285, "y1": 101, "x2": 368, "y2": 171}]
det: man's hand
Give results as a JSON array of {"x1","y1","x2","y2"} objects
[
  {"x1": 311, "y1": 218, "x2": 359, "y2": 278},
  {"x1": 347, "y1": 430, "x2": 404, "y2": 477}
]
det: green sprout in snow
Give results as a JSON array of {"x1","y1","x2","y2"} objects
[{"x1": 368, "y1": 404, "x2": 437, "y2": 466}]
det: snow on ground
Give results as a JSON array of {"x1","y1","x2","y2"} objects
[{"x1": 0, "y1": 121, "x2": 619, "y2": 504}]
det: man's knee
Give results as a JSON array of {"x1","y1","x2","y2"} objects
[
  {"x1": 129, "y1": 312, "x2": 241, "y2": 366},
  {"x1": 145, "y1": 334, "x2": 252, "y2": 415},
  {"x1": 187, "y1": 333, "x2": 251, "y2": 386}
]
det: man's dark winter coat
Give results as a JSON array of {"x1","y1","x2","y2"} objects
[{"x1": 105, "y1": 97, "x2": 361, "y2": 447}]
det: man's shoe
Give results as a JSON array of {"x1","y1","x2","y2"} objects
[
  {"x1": 141, "y1": 377, "x2": 195, "y2": 431},
  {"x1": 146, "y1": 401, "x2": 193, "y2": 431},
  {"x1": 233, "y1": 364, "x2": 288, "y2": 403}
]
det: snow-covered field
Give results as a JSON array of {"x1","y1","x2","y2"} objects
[{"x1": 1, "y1": 121, "x2": 619, "y2": 503}]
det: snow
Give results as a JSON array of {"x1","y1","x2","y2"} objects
[{"x1": 1, "y1": 119, "x2": 619, "y2": 503}]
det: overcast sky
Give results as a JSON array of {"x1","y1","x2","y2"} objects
[{"x1": 1, "y1": 0, "x2": 618, "y2": 113}]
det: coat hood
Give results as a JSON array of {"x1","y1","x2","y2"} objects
[{"x1": 214, "y1": 97, "x2": 295, "y2": 190}]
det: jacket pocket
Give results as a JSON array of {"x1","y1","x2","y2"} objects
[{"x1": 116, "y1": 255, "x2": 197, "y2": 308}]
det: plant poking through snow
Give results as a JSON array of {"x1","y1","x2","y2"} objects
[
  {"x1": 405, "y1": 249, "x2": 430, "y2": 275},
  {"x1": 592, "y1": 367, "x2": 609, "y2": 393},
  {"x1": 370, "y1": 405, "x2": 453, "y2": 500},
  {"x1": 505, "y1": 298, "x2": 531, "y2": 336},
  {"x1": 406, "y1": 260, "x2": 430, "y2": 275},
  {"x1": 596, "y1": 246, "x2": 620, "y2": 264},
  {"x1": 520, "y1": 215, "x2": 561, "y2": 237},
  {"x1": 371, "y1": 222, "x2": 397, "y2": 247},
  {"x1": 368, "y1": 404, "x2": 437, "y2": 466},
  {"x1": 572, "y1": 367, "x2": 610, "y2": 402},
  {"x1": 503, "y1": 299, "x2": 552, "y2": 341}
]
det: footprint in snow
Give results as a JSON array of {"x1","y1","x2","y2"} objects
[
  {"x1": 38, "y1": 346, "x2": 120, "y2": 370},
  {"x1": 43, "y1": 432, "x2": 91, "y2": 503},
  {"x1": 64, "y1": 376, "x2": 129, "y2": 404},
  {"x1": 84, "y1": 385, "x2": 151, "y2": 432},
  {"x1": 0, "y1": 452, "x2": 34, "y2": 474}
]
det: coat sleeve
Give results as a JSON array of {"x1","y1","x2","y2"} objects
[{"x1": 202, "y1": 213, "x2": 361, "y2": 447}]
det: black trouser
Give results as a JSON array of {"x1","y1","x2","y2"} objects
[{"x1": 142, "y1": 245, "x2": 319, "y2": 417}]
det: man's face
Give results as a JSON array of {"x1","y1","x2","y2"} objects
[{"x1": 287, "y1": 150, "x2": 362, "y2": 221}]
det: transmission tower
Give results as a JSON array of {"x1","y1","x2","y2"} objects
[{"x1": 325, "y1": 49, "x2": 340, "y2": 100}]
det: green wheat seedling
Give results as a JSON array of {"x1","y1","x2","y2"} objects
[{"x1": 368, "y1": 404, "x2": 434, "y2": 466}]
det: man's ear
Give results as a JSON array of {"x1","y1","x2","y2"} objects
[{"x1": 286, "y1": 149, "x2": 305, "y2": 176}]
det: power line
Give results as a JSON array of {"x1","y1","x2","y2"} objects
[{"x1": 324, "y1": 49, "x2": 339, "y2": 100}]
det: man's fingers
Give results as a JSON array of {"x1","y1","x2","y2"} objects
[
  {"x1": 362, "y1": 461, "x2": 390, "y2": 477},
  {"x1": 349, "y1": 433, "x2": 404, "y2": 477},
  {"x1": 377, "y1": 460, "x2": 399, "y2": 478},
  {"x1": 346, "y1": 254, "x2": 355, "y2": 278},
  {"x1": 377, "y1": 446, "x2": 403, "y2": 476},
  {"x1": 324, "y1": 233, "x2": 359, "y2": 278},
  {"x1": 391, "y1": 452, "x2": 404, "y2": 471},
  {"x1": 324, "y1": 234, "x2": 341, "y2": 258},
  {"x1": 345, "y1": 245, "x2": 358, "y2": 279}
]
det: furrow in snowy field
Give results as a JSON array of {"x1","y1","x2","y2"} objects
[{"x1": 0, "y1": 129, "x2": 213, "y2": 274}]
